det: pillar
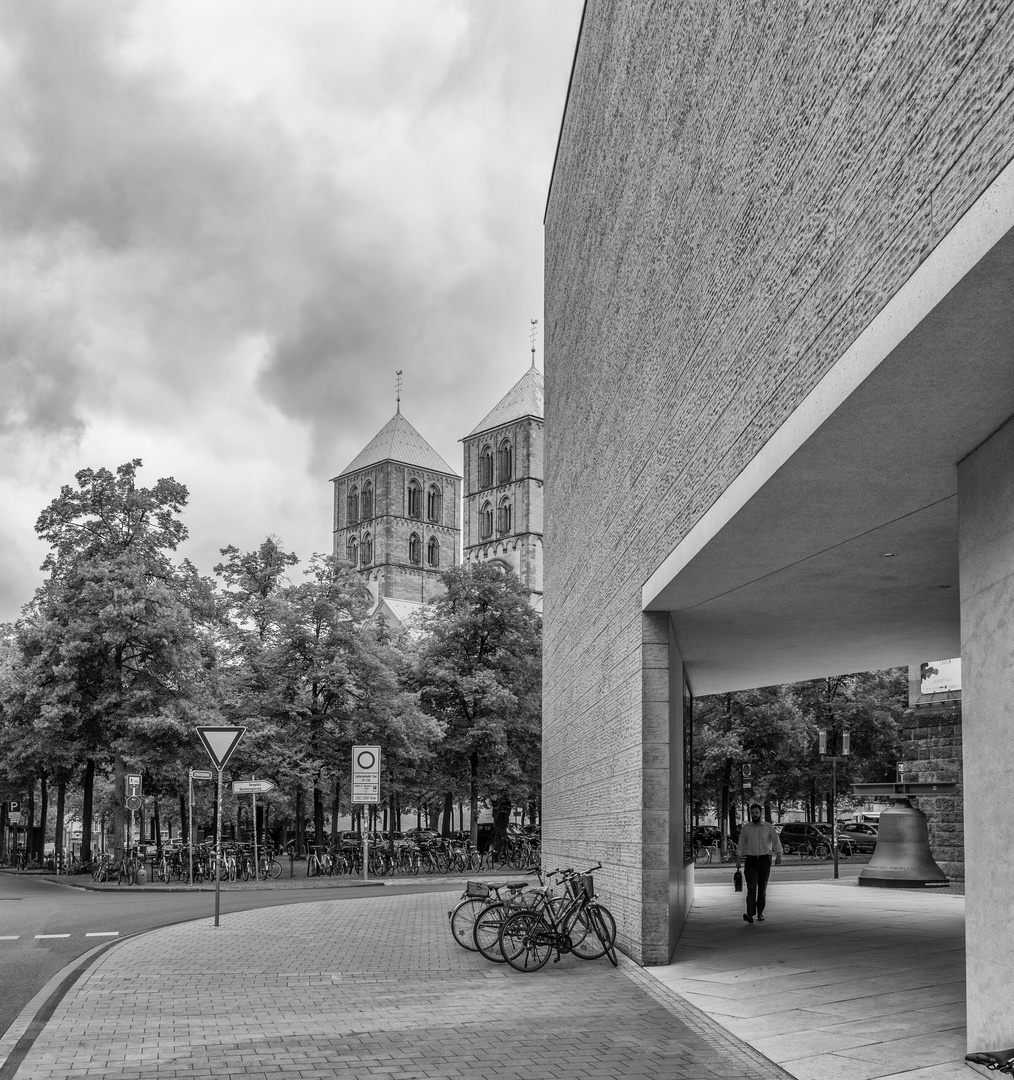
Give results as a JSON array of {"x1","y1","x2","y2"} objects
[{"x1": 957, "y1": 415, "x2": 1014, "y2": 1048}]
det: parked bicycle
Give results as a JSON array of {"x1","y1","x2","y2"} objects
[
  {"x1": 498, "y1": 864, "x2": 618, "y2": 971},
  {"x1": 966, "y1": 1048, "x2": 1014, "y2": 1075}
]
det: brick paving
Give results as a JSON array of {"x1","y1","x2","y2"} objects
[{"x1": 2, "y1": 889, "x2": 792, "y2": 1080}]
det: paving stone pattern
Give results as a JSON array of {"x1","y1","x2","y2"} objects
[{"x1": 10, "y1": 890, "x2": 793, "y2": 1080}]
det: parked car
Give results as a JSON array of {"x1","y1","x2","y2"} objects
[
  {"x1": 839, "y1": 822, "x2": 879, "y2": 853},
  {"x1": 777, "y1": 822, "x2": 832, "y2": 855}
]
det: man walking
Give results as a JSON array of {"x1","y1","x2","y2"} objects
[{"x1": 736, "y1": 803, "x2": 782, "y2": 923}]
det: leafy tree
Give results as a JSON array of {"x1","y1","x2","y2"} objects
[
  {"x1": 5, "y1": 460, "x2": 213, "y2": 861},
  {"x1": 416, "y1": 563, "x2": 542, "y2": 849}
]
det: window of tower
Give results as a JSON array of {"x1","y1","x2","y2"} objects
[
  {"x1": 426, "y1": 484, "x2": 441, "y2": 523},
  {"x1": 498, "y1": 440, "x2": 513, "y2": 483},
  {"x1": 408, "y1": 479, "x2": 422, "y2": 519},
  {"x1": 347, "y1": 485, "x2": 359, "y2": 524},
  {"x1": 347, "y1": 536, "x2": 358, "y2": 565},
  {"x1": 362, "y1": 533, "x2": 373, "y2": 565},
  {"x1": 497, "y1": 497, "x2": 512, "y2": 535},
  {"x1": 427, "y1": 536, "x2": 439, "y2": 567},
  {"x1": 480, "y1": 501, "x2": 493, "y2": 540},
  {"x1": 480, "y1": 446, "x2": 494, "y2": 488},
  {"x1": 362, "y1": 481, "x2": 373, "y2": 520},
  {"x1": 408, "y1": 532, "x2": 421, "y2": 564}
]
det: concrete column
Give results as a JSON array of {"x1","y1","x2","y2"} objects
[
  {"x1": 957, "y1": 416, "x2": 1014, "y2": 1048},
  {"x1": 641, "y1": 611, "x2": 671, "y2": 964},
  {"x1": 667, "y1": 620, "x2": 692, "y2": 959}
]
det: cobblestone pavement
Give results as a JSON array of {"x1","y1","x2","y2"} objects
[{"x1": 3, "y1": 889, "x2": 792, "y2": 1080}]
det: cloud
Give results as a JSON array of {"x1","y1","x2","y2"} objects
[{"x1": 0, "y1": 0, "x2": 582, "y2": 622}]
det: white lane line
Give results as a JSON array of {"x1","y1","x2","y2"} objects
[
  {"x1": 85, "y1": 932, "x2": 119, "y2": 937},
  {"x1": 34, "y1": 934, "x2": 71, "y2": 939},
  {"x1": 0, "y1": 935, "x2": 20, "y2": 940}
]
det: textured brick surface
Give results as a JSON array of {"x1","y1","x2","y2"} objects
[
  {"x1": 543, "y1": 1, "x2": 1014, "y2": 962},
  {"x1": 3, "y1": 891, "x2": 793, "y2": 1080}
]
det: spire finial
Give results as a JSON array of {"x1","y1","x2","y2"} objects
[
  {"x1": 396, "y1": 369, "x2": 403, "y2": 414},
  {"x1": 529, "y1": 318, "x2": 539, "y2": 370}
]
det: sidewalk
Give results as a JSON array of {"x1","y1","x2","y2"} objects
[
  {"x1": 647, "y1": 881, "x2": 968, "y2": 1080},
  {"x1": 0, "y1": 881, "x2": 968, "y2": 1080}
]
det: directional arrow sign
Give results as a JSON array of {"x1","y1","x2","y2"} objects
[
  {"x1": 232, "y1": 779, "x2": 275, "y2": 794},
  {"x1": 196, "y1": 726, "x2": 247, "y2": 771}
]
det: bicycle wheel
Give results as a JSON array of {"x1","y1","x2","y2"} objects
[
  {"x1": 449, "y1": 897, "x2": 486, "y2": 951},
  {"x1": 570, "y1": 903, "x2": 617, "y2": 961},
  {"x1": 815, "y1": 842, "x2": 832, "y2": 860},
  {"x1": 501, "y1": 911, "x2": 553, "y2": 972},
  {"x1": 473, "y1": 901, "x2": 510, "y2": 962},
  {"x1": 695, "y1": 845, "x2": 712, "y2": 866}
]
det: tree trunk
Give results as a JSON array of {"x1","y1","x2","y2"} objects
[
  {"x1": 153, "y1": 797, "x2": 162, "y2": 858},
  {"x1": 313, "y1": 780, "x2": 325, "y2": 848},
  {"x1": 179, "y1": 793, "x2": 188, "y2": 843},
  {"x1": 294, "y1": 787, "x2": 304, "y2": 855},
  {"x1": 113, "y1": 754, "x2": 125, "y2": 862},
  {"x1": 469, "y1": 752, "x2": 479, "y2": 847},
  {"x1": 331, "y1": 777, "x2": 340, "y2": 847},
  {"x1": 54, "y1": 779, "x2": 66, "y2": 872},
  {"x1": 81, "y1": 759, "x2": 95, "y2": 864},
  {"x1": 441, "y1": 791, "x2": 454, "y2": 838},
  {"x1": 720, "y1": 758, "x2": 732, "y2": 854},
  {"x1": 36, "y1": 775, "x2": 49, "y2": 865},
  {"x1": 490, "y1": 796, "x2": 511, "y2": 857}
]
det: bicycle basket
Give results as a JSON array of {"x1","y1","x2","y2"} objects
[
  {"x1": 465, "y1": 881, "x2": 490, "y2": 898},
  {"x1": 568, "y1": 874, "x2": 593, "y2": 900}
]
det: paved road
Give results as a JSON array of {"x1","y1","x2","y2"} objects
[{"x1": 0, "y1": 870, "x2": 447, "y2": 1039}]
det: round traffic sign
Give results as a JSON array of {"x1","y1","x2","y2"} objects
[
  {"x1": 356, "y1": 749, "x2": 377, "y2": 770},
  {"x1": 125, "y1": 795, "x2": 142, "y2": 811}
]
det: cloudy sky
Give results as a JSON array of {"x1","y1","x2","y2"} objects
[{"x1": 0, "y1": 1, "x2": 583, "y2": 623}]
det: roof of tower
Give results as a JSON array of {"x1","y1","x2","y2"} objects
[
  {"x1": 336, "y1": 411, "x2": 457, "y2": 478},
  {"x1": 466, "y1": 365, "x2": 544, "y2": 438}
]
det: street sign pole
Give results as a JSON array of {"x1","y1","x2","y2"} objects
[
  {"x1": 188, "y1": 770, "x2": 194, "y2": 889},
  {"x1": 251, "y1": 779, "x2": 258, "y2": 885},
  {"x1": 214, "y1": 766, "x2": 223, "y2": 926}
]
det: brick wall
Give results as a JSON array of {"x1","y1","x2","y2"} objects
[{"x1": 544, "y1": 1, "x2": 1014, "y2": 958}]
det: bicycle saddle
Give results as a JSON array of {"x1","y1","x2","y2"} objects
[{"x1": 966, "y1": 1049, "x2": 1014, "y2": 1074}]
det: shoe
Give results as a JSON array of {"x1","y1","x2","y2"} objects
[
  {"x1": 743, "y1": 913, "x2": 753, "y2": 923},
  {"x1": 756, "y1": 914, "x2": 765, "y2": 922}
]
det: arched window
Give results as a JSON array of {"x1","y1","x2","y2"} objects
[
  {"x1": 347, "y1": 485, "x2": 359, "y2": 524},
  {"x1": 361, "y1": 481, "x2": 373, "y2": 520},
  {"x1": 347, "y1": 536, "x2": 358, "y2": 565},
  {"x1": 498, "y1": 440, "x2": 513, "y2": 483},
  {"x1": 408, "y1": 532, "x2": 421, "y2": 565},
  {"x1": 408, "y1": 479, "x2": 422, "y2": 519},
  {"x1": 426, "y1": 484, "x2": 441, "y2": 523},
  {"x1": 480, "y1": 446, "x2": 494, "y2": 488},
  {"x1": 497, "y1": 497, "x2": 512, "y2": 535},
  {"x1": 427, "y1": 536, "x2": 440, "y2": 567},
  {"x1": 480, "y1": 501, "x2": 493, "y2": 540},
  {"x1": 362, "y1": 533, "x2": 373, "y2": 565}
]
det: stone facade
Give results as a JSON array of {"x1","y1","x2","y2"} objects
[
  {"x1": 462, "y1": 366, "x2": 544, "y2": 609},
  {"x1": 544, "y1": 1, "x2": 1014, "y2": 963},
  {"x1": 332, "y1": 411, "x2": 460, "y2": 607}
]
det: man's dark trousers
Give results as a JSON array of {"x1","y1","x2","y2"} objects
[{"x1": 744, "y1": 854, "x2": 771, "y2": 918}]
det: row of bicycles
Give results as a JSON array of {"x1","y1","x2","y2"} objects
[
  {"x1": 90, "y1": 842, "x2": 283, "y2": 885},
  {"x1": 447, "y1": 863, "x2": 618, "y2": 972},
  {"x1": 303, "y1": 834, "x2": 541, "y2": 878}
]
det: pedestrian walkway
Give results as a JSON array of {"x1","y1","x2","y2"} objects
[
  {"x1": 0, "y1": 881, "x2": 969, "y2": 1080},
  {"x1": 0, "y1": 888, "x2": 792, "y2": 1080},
  {"x1": 646, "y1": 881, "x2": 967, "y2": 1080}
]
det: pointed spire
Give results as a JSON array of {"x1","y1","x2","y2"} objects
[
  {"x1": 529, "y1": 319, "x2": 539, "y2": 370},
  {"x1": 395, "y1": 369, "x2": 403, "y2": 414}
]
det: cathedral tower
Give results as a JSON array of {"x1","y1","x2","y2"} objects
[
  {"x1": 461, "y1": 352, "x2": 544, "y2": 610},
  {"x1": 332, "y1": 404, "x2": 460, "y2": 614}
]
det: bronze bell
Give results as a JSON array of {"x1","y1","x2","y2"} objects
[{"x1": 858, "y1": 798, "x2": 948, "y2": 888}]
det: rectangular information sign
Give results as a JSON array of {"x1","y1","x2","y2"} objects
[{"x1": 352, "y1": 745, "x2": 381, "y2": 804}]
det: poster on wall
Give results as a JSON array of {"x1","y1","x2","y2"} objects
[{"x1": 919, "y1": 658, "x2": 961, "y2": 695}]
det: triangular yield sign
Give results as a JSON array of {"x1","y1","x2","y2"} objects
[{"x1": 196, "y1": 726, "x2": 247, "y2": 771}]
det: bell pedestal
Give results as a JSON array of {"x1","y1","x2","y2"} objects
[{"x1": 852, "y1": 783, "x2": 956, "y2": 889}]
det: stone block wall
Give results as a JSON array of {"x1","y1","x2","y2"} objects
[
  {"x1": 901, "y1": 705, "x2": 965, "y2": 881},
  {"x1": 544, "y1": 1, "x2": 1014, "y2": 960}
]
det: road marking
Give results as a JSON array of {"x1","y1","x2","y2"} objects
[
  {"x1": 0, "y1": 935, "x2": 20, "y2": 940},
  {"x1": 34, "y1": 934, "x2": 71, "y2": 939},
  {"x1": 85, "y1": 932, "x2": 119, "y2": 937}
]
